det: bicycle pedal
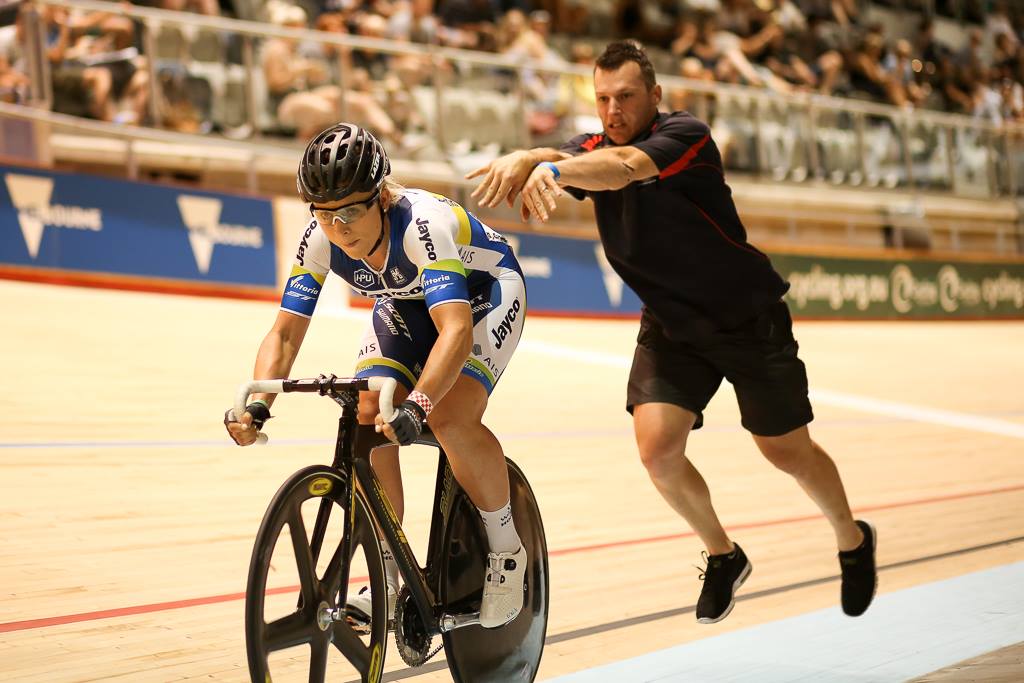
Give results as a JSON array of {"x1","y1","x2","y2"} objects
[{"x1": 344, "y1": 615, "x2": 372, "y2": 635}]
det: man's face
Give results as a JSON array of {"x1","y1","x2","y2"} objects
[{"x1": 594, "y1": 62, "x2": 661, "y2": 145}]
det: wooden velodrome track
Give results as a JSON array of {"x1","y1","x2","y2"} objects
[{"x1": 2, "y1": 278, "x2": 1022, "y2": 682}]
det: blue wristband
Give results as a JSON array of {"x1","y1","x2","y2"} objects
[{"x1": 539, "y1": 161, "x2": 560, "y2": 180}]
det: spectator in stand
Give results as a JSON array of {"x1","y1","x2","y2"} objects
[
  {"x1": 387, "y1": 0, "x2": 441, "y2": 44},
  {"x1": 970, "y1": 67, "x2": 1004, "y2": 125},
  {"x1": 955, "y1": 28, "x2": 984, "y2": 75},
  {"x1": 271, "y1": 5, "x2": 407, "y2": 144},
  {"x1": 0, "y1": 4, "x2": 29, "y2": 104},
  {"x1": 43, "y1": 4, "x2": 149, "y2": 123},
  {"x1": 934, "y1": 53, "x2": 972, "y2": 114},
  {"x1": 915, "y1": 18, "x2": 948, "y2": 69},
  {"x1": 986, "y1": 1, "x2": 1018, "y2": 50},
  {"x1": 437, "y1": 0, "x2": 500, "y2": 50},
  {"x1": 849, "y1": 31, "x2": 908, "y2": 107},
  {"x1": 761, "y1": 21, "x2": 841, "y2": 94},
  {"x1": 998, "y1": 75, "x2": 1024, "y2": 122},
  {"x1": 883, "y1": 38, "x2": 928, "y2": 108}
]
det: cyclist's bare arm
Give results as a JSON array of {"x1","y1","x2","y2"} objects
[
  {"x1": 252, "y1": 310, "x2": 312, "y2": 409},
  {"x1": 416, "y1": 301, "x2": 473, "y2": 405},
  {"x1": 227, "y1": 310, "x2": 312, "y2": 446}
]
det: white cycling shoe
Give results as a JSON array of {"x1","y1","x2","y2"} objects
[
  {"x1": 346, "y1": 584, "x2": 397, "y2": 628},
  {"x1": 480, "y1": 545, "x2": 528, "y2": 628}
]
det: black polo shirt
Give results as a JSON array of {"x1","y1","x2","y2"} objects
[{"x1": 560, "y1": 111, "x2": 789, "y2": 341}]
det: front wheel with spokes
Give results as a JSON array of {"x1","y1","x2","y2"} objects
[{"x1": 245, "y1": 465, "x2": 388, "y2": 683}]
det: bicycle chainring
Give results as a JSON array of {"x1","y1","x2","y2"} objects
[{"x1": 393, "y1": 585, "x2": 441, "y2": 667}]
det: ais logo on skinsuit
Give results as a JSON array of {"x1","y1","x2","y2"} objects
[
  {"x1": 5, "y1": 174, "x2": 103, "y2": 259},
  {"x1": 176, "y1": 195, "x2": 263, "y2": 274}
]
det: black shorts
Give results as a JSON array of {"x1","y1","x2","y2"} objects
[{"x1": 626, "y1": 301, "x2": 813, "y2": 437}]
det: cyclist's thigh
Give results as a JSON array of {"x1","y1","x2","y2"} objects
[
  {"x1": 462, "y1": 273, "x2": 526, "y2": 394},
  {"x1": 354, "y1": 297, "x2": 437, "y2": 391}
]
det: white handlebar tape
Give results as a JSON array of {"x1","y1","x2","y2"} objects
[
  {"x1": 368, "y1": 376, "x2": 398, "y2": 422},
  {"x1": 233, "y1": 379, "x2": 284, "y2": 447}
]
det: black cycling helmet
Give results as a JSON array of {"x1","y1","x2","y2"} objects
[{"x1": 297, "y1": 123, "x2": 391, "y2": 204}]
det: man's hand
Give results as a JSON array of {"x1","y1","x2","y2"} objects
[
  {"x1": 520, "y1": 164, "x2": 563, "y2": 222},
  {"x1": 465, "y1": 150, "x2": 537, "y2": 208},
  {"x1": 375, "y1": 400, "x2": 426, "y2": 446}
]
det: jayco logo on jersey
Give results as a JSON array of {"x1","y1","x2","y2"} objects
[
  {"x1": 416, "y1": 217, "x2": 437, "y2": 261},
  {"x1": 354, "y1": 269, "x2": 375, "y2": 286},
  {"x1": 4, "y1": 173, "x2": 103, "y2": 259},
  {"x1": 489, "y1": 297, "x2": 521, "y2": 349},
  {"x1": 295, "y1": 222, "x2": 316, "y2": 266},
  {"x1": 177, "y1": 195, "x2": 264, "y2": 275}
]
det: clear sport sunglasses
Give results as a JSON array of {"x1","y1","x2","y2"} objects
[{"x1": 309, "y1": 189, "x2": 381, "y2": 226}]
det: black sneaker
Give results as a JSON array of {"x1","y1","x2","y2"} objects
[
  {"x1": 696, "y1": 543, "x2": 752, "y2": 624},
  {"x1": 839, "y1": 520, "x2": 877, "y2": 617}
]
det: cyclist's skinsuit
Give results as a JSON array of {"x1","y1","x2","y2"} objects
[{"x1": 279, "y1": 189, "x2": 526, "y2": 394}]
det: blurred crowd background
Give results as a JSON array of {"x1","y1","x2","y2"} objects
[{"x1": 2, "y1": 0, "x2": 1022, "y2": 183}]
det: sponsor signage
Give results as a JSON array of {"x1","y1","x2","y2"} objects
[
  {"x1": 1, "y1": 165, "x2": 276, "y2": 288},
  {"x1": 776, "y1": 254, "x2": 1024, "y2": 318}
]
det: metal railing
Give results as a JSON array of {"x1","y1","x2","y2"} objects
[{"x1": 14, "y1": 0, "x2": 1024, "y2": 201}]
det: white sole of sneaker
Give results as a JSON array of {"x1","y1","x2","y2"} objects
[{"x1": 696, "y1": 560, "x2": 753, "y2": 625}]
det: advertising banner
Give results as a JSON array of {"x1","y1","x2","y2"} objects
[
  {"x1": 339, "y1": 222, "x2": 1024, "y2": 320},
  {"x1": 0, "y1": 165, "x2": 276, "y2": 291},
  {"x1": 776, "y1": 254, "x2": 1024, "y2": 318}
]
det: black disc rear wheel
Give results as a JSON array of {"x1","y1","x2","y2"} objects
[
  {"x1": 441, "y1": 459, "x2": 549, "y2": 682},
  {"x1": 245, "y1": 465, "x2": 388, "y2": 683}
]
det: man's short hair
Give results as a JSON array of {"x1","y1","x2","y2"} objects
[{"x1": 595, "y1": 40, "x2": 657, "y2": 90}]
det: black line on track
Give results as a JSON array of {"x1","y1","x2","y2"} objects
[{"x1": 348, "y1": 534, "x2": 1024, "y2": 682}]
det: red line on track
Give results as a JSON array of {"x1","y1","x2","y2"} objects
[{"x1": 3, "y1": 482, "x2": 1023, "y2": 634}]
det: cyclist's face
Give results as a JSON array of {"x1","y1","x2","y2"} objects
[
  {"x1": 594, "y1": 62, "x2": 661, "y2": 145},
  {"x1": 312, "y1": 189, "x2": 386, "y2": 260}
]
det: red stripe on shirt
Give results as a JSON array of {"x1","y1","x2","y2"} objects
[
  {"x1": 581, "y1": 134, "x2": 605, "y2": 151},
  {"x1": 689, "y1": 199, "x2": 767, "y2": 258},
  {"x1": 658, "y1": 134, "x2": 710, "y2": 179}
]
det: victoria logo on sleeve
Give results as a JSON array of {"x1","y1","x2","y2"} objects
[
  {"x1": 176, "y1": 195, "x2": 264, "y2": 275},
  {"x1": 4, "y1": 173, "x2": 103, "y2": 259}
]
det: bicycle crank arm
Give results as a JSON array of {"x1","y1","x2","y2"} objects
[{"x1": 438, "y1": 612, "x2": 481, "y2": 632}]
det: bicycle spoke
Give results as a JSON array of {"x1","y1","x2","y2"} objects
[
  {"x1": 287, "y1": 507, "x2": 317, "y2": 605},
  {"x1": 331, "y1": 621, "x2": 371, "y2": 676},
  {"x1": 309, "y1": 637, "x2": 329, "y2": 683},
  {"x1": 264, "y1": 610, "x2": 313, "y2": 653}
]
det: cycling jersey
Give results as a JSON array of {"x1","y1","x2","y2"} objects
[{"x1": 279, "y1": 189, "x2": 526, "y2": 393}]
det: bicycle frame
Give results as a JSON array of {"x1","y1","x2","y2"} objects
[{"x1": 287, "y1": 377, "x2": 465, "y2": 641}]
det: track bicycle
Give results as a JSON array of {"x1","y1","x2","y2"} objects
[{"x1": 232, "y1": 375, "x2": 549, "y2": 682}]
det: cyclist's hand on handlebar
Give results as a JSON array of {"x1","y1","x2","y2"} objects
[
  {"x1": 375, "y1": 400, "x2": 426, "y2": 446},
  {"x1": 224, "y1": 401, "x2": 271, "y2": 446}
]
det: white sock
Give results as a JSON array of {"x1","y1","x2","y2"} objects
[
  {"x1": 380, "y1": 540, "x2": 400, "y2": 592},
  {"x1": 478, "y1": 499, "x2": 522, "y2": 554}
]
